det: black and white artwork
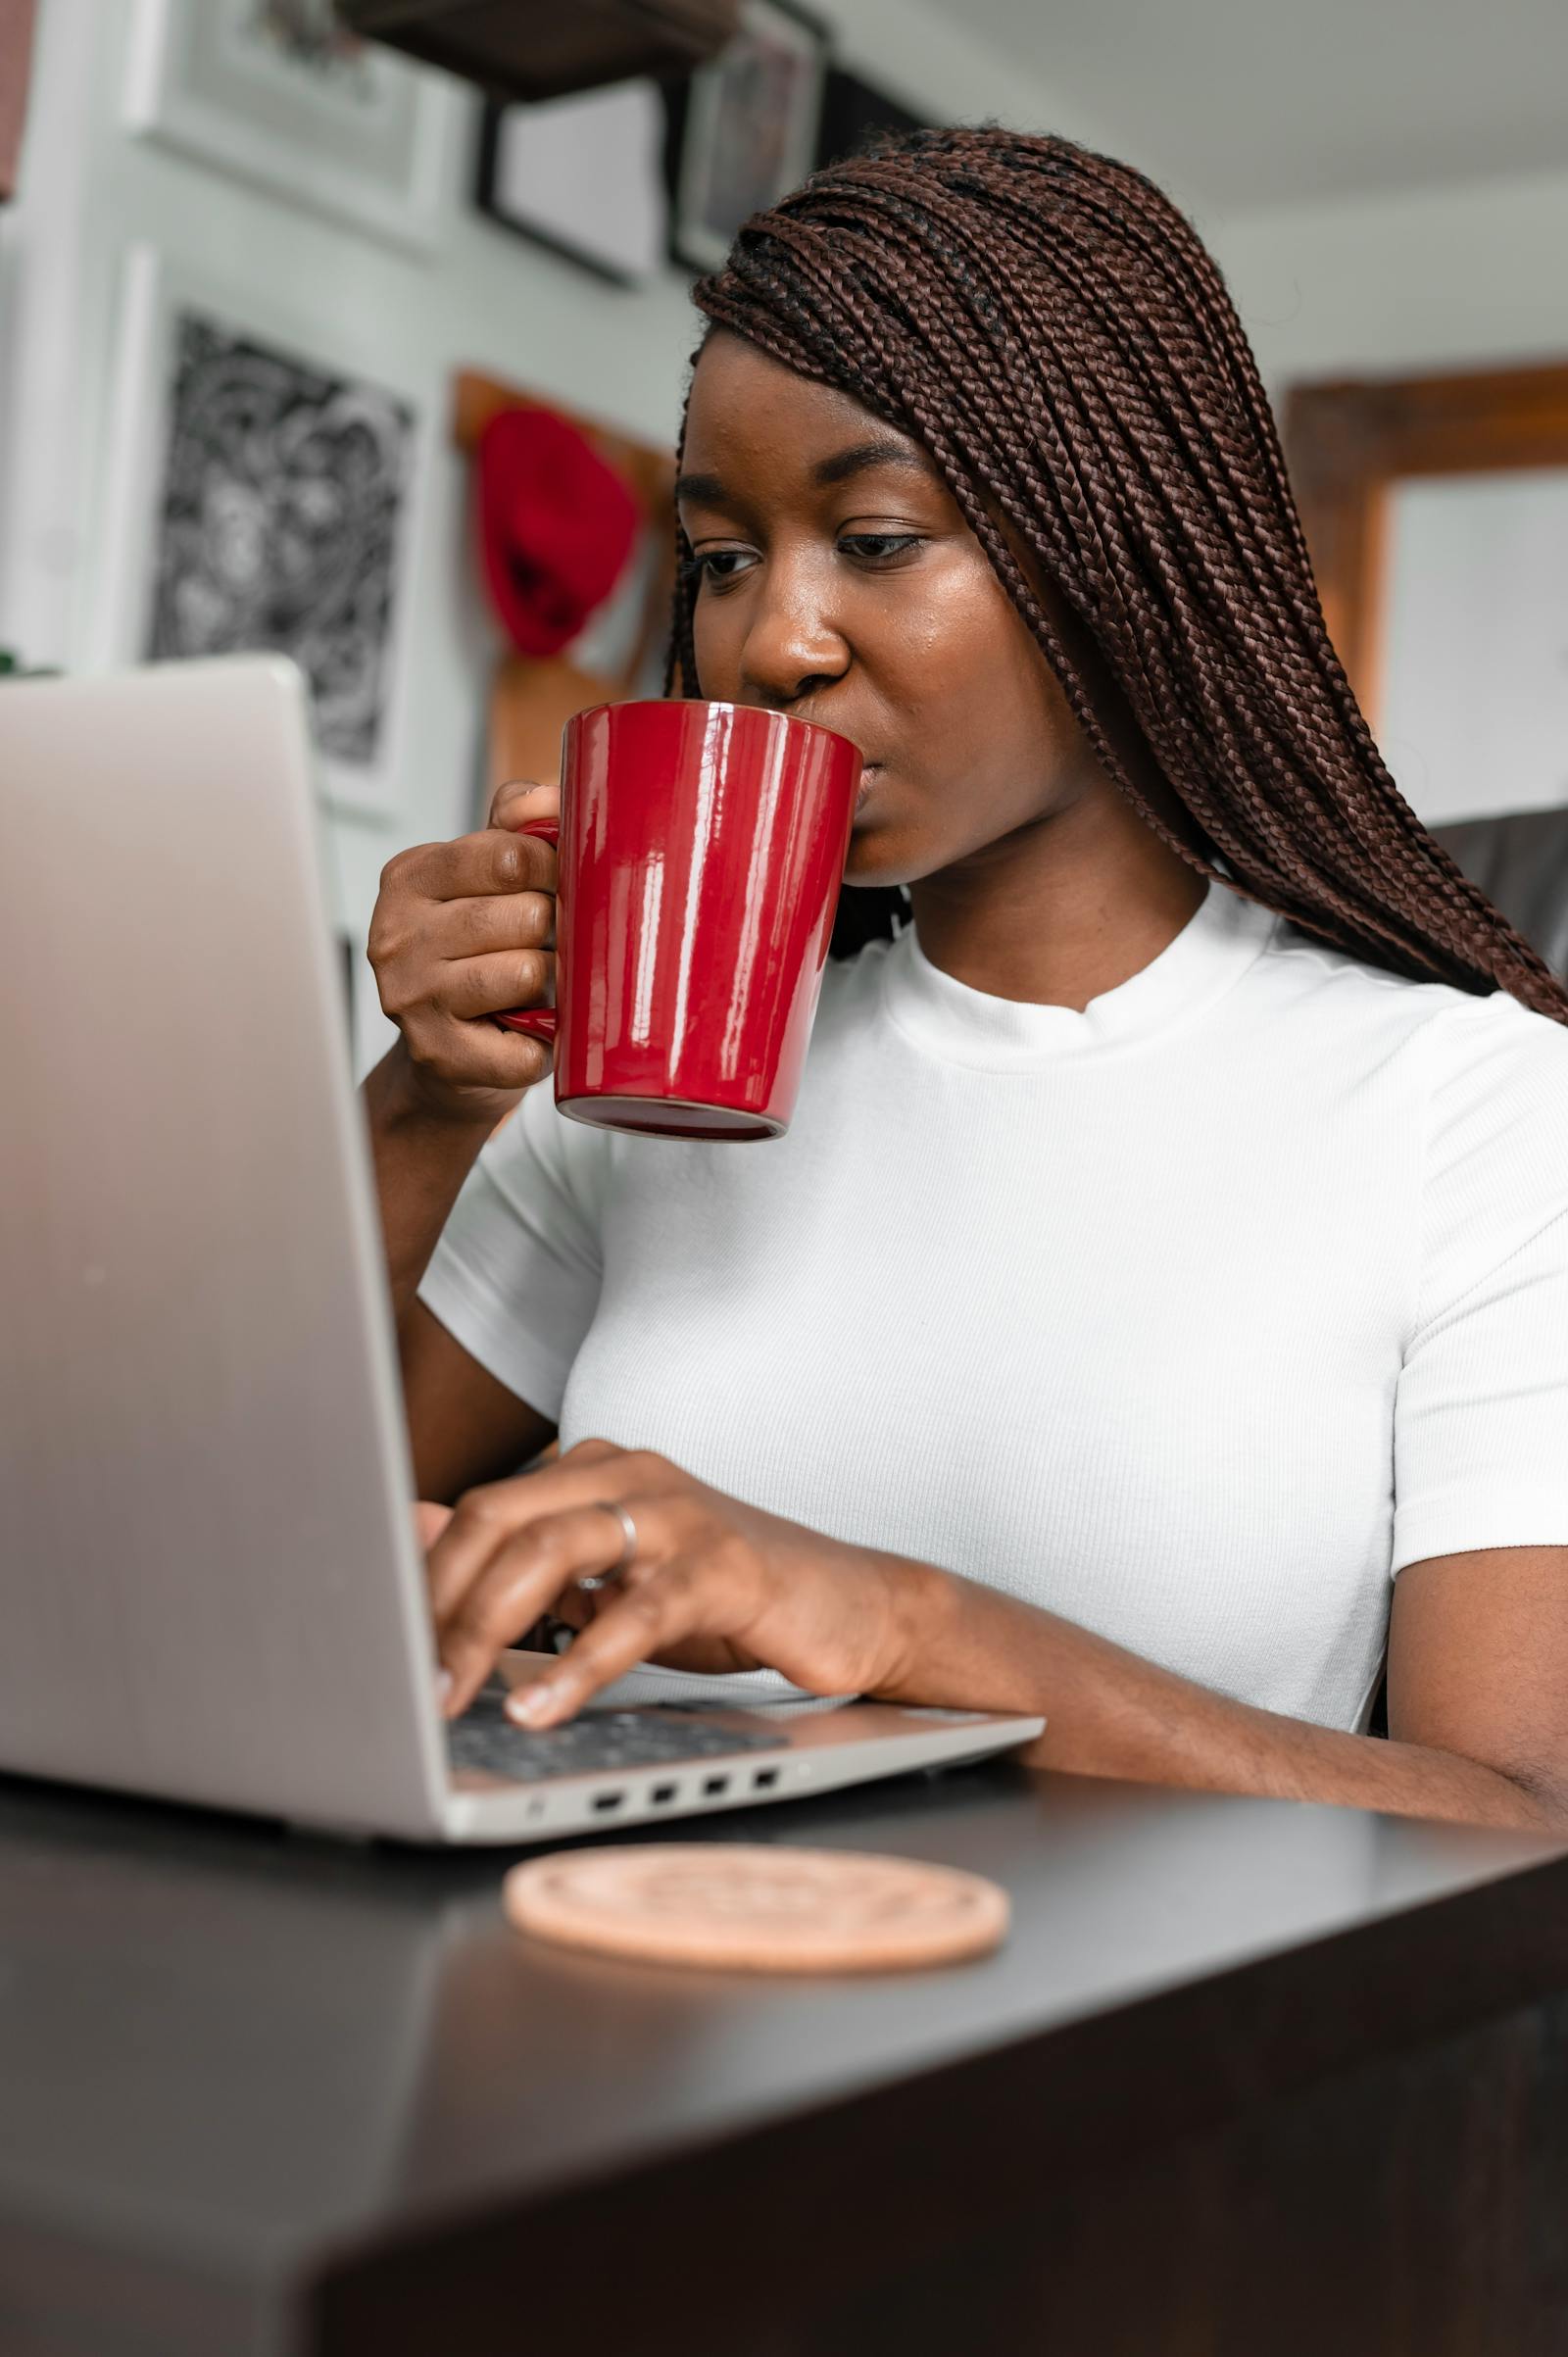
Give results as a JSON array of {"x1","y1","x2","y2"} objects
[{"x1": 145, "y1": 310, "x2": 416, "y2": 770}]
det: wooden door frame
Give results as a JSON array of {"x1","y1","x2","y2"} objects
[{"x1": 1283, "y1": 359, "x2": 1568, "y2": 721}]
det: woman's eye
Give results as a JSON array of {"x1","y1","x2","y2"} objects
[
  {"x1": 680, "y1": 534, "x2": 923, "y2": 593},
  {"x1": 681, "y1": 550, "x2": 754, "y2": 590},
  {"x1": 839, "y1": 534, "x2": 923, "y2": 563}
]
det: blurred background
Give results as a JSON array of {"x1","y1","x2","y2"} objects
[{"x1": 1, "y1": 0, "x2": 1564, "y2": 1075}]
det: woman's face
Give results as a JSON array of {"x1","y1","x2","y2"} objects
[{"x1": 677, "y1": 330, "x2": 1107, "y2": 891}]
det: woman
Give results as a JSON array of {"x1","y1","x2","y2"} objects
[{"x1": 365, "y1": 128, "x2": 1568, "y2": 1829}]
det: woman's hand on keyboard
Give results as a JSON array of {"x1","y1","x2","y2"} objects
[{"x1": 423, "y1": 1439, "x2": 940, "y2": 1727}]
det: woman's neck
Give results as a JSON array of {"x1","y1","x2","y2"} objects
[{"x1": 906, "y1": 769, "x2": 1210, "y2": 1012}]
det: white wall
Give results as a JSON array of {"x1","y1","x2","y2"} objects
[
  {"x1": 0, "y1": 0, "x2": 1112, "y2": 1070},
  {"x1": 1206, "y1": 166, "x2": 1568, "y2": 397}
]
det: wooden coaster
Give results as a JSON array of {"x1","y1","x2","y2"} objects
[{"x1": 502, "y1": 1843, "x2": 1009, "y2": 1975}]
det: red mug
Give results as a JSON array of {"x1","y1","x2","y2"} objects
[{"x1": 495, "y1": 699, "x2": 863, "y2": 1140}]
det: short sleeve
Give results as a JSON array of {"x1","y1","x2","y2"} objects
[
  {"x1": 1392, "y1": 992, "x2": 1568, "y2": 1575},
  {"x1": 416, "y1": 1080, "x2": 607, "y2": 1421}
]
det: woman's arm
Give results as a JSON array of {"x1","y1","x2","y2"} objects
[
  {"x1": 362, "y1": 1047, "x2": 558, "y2": 1500},
  {"x1": 363, "y1": 1041, "x2": 499, "y2": 1327},
  {"x1": 881, "y1": 1543, "x2": 1568, "y2": 1832},
  {"x1": 417, "y1": 1442, "x2": 1568, "y2": 1832},
  {"x1": 362, "y1": 779, "x2": 569, "y2": 1498}
]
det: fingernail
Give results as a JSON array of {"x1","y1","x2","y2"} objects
[{"x1": 507, "y1": 1683, "x2": 555, "y2": 1727}]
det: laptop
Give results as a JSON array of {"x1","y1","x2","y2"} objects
[{"x1": 0, "y1": 658, "x2": 1044, "y2": 1842}]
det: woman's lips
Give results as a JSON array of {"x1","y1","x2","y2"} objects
[{"x1": 855, "y1": 762, "x2": 883, "y2": 812}]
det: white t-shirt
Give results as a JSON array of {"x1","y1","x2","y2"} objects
[{"x1": 419, "y1": 878, "x2": 1568, "y2": 1733}]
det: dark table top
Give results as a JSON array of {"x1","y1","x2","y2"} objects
[{"x1": 1, "y1": 1759, "x2": 1566, "y2": 2340}]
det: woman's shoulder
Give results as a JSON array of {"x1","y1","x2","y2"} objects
[
  {"x1": 1413, "y1": 982, "x2": 1568, "y2": 1189},
  {"x1": 1268, "y1": 915, "x2": 1568, "y2": 1071},
  {"x1": 1398, "y1": 984, "x2": 1568, "y2": 1318},
  {"x1": 1249, "y1": 919, "x2": 1568, "y2": 1314},
  {"x1": 1415, "y1": 970, "x2": 1568, "y2": 1063},
  {"x1": 1236, "y1": 917, "x2": 1568, "y2": 1245}
]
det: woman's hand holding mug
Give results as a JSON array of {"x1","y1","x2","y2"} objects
[{"x1": 368, "y1": 779, "x2": 560, "y2": 1125}]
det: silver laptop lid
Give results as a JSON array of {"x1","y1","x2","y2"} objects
[{"x1": 0, "y1": 658, "x2": 447, "y2": 1836}]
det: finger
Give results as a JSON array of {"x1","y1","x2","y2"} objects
[
  {"x1": 415, "y1": 1500, "x2": 454, "y2": 1551},
  {"x1": 425, "y1": 1445, "x2": 645, "y2": 1626},
  {"x1": 436, "y1": 890, "x2": 555, "y2": 958},
  {"x1": 436, "y1": 1502, "x2": 660, "y2": 1716},
  {"x1": 387, "y1": 827, "x2": 557, "y2": 906},
  {"x1": 442, "y1": 949, "x2": 554, "y2": 1022},
  {"x1": 489, "y1": 777, "x2": 560, "y2": 831},
  {"x1": 507, "y1": 1559, "x2": 701, "y2": 1728},
  {"x1": 400, "y1": 1018, "x2": 553, "y2": 1096},
  {"x1": 549, "y1": 1586, "x2": 593, "y2": 1634}
]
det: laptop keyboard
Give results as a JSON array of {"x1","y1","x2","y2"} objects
[{"x1": 447, "y1": 1691, "x2": 788, "y2": 1787}]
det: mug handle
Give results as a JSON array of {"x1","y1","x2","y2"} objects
[{"x1": 493, "y1": 817, "x2": 559, "y2": 1041}]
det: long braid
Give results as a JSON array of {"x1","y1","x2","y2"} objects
[{"x1": 664, "y1": 125, "x2": 1568, "y2": 1022}]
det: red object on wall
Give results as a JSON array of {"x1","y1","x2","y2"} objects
[{"x1": 475, "y1": 406, "x2": 641, "y2": 659}]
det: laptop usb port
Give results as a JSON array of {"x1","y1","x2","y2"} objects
[
  {"x1": 592, "y1": 1792, "x2": 623, "y2": 1813},
  {"x1": 753, "y1": 1767, "x2": 780, "y2": 1791},
  {"x1": 702, "y1": 1775, "x2": 729, "y2": 1796},
  {"x1": 650, "y1": 1783, "x2": 678, "y2": 1804}
]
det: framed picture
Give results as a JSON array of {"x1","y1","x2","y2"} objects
[
  {"x1": 813, "y1": 66, "x2": 925, "y2": 171},
  {"x1": 88, "y1": 245, "x2": 432, "y2": 822},
  {"x1": 668, "y1": 0, "x2": 829, "y2": 273},
  {"x1": 475, "y1": 80, "x2": 669, "y2": 286},
  {"x1": 123, "y1": 0, "x2": 463, "y2": 255}
]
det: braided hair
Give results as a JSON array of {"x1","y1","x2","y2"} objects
[{"x1": 664, "y1": 124, "x2": 1568, "y2": 1021}]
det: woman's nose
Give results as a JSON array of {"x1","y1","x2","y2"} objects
[{"x1": 737, "y1": 576, "x2": 850, "y2": 711}]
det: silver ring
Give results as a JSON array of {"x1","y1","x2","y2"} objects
[{"x1": 577, "y1": 1499, "x2": 638, "y2": 1592}]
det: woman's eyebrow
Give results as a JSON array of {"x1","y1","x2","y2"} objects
[
  {"x1": 674, "y1": 469, "x2": 729, "y2": 508},
  {"x1": 674, "y1": 437, "x2": 932, "y2": 510},
  {"x1": 811, "y1": 436, "x2": 931, "y2": 488}
]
